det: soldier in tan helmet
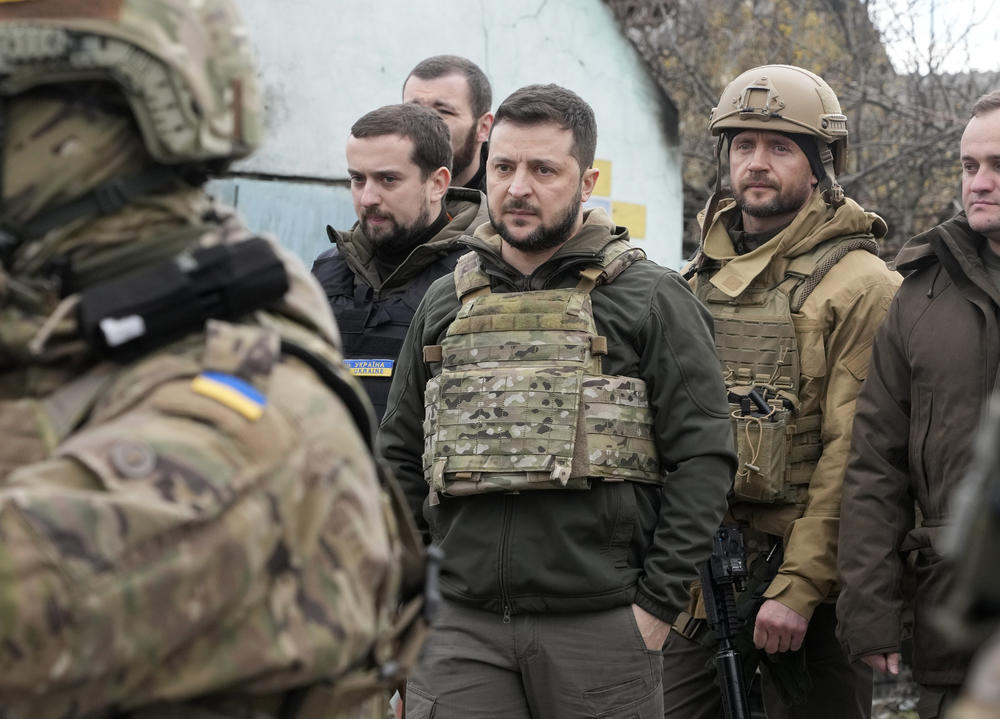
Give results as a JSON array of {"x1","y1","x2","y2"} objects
[
  {"x1": 661, "y1": 65, "x2": 900, "y2": 718},
  {"x1": 0, "y1": 1, "x2": 424, "y2": 717}
]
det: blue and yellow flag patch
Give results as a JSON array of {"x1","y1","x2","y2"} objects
[
  {"x1": 191, "y1": 372, "x2": 267, "y2": 421},
  {"x1": 344, "y1": 359, "x2": 394, "y2": 378}
]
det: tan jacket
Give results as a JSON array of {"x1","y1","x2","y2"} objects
[{"x1": 693, "y1": 190, "x2": 901, "y2": 620}]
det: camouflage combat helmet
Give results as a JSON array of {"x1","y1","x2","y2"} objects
[
  {"x1": 707, "y1": 64, "x2": 848, "y2": 212},
  {"x1": 0, "y1": 0, "x2": 262, "y2": 166}
]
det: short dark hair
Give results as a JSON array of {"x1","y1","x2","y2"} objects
[
  {"x1": 492, "y1": 84, "x2": 597, "y2": 172},
  {"x1": 971, "y1": 90, "x2": 1000, "y2": 118},
  {"x1": 406, "y1": 55, "x2": 492, "y2": 118},
  {"x1": 350, "y1": 103, "x2": 452, "y2": 179}
]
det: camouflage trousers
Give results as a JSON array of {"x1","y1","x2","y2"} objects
[
  {"x1": 661, "y1": 603, "x2": 872, "y2": 719},
  {"x1": 404, "y1": 599, "x2": 663, "y2": 718}
]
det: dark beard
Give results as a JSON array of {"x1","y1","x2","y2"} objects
[
  {"x1": 735, "y1": 174, "x2": 812, "y2": 219},
  {"x1": 490, "y1": 186, "x2": 582, "y2": 253},
  {"x1": 451, "y1": 121, "x2": 479, "y2": 179},
  {"x1": 361, "y1": 204, "x2": 431, "y2": 258}
]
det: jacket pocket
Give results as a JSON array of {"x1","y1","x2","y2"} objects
[
  {"x1": 792, "y1": 317, "x2": 827, "y2": 380},
  {"x1": 841, "y1": 337, "x2": 874, "y2": 381},
  {"x1": 602, "y1": 482, "x2": 637, "y2": 556},
  {"x1": 404, "y1": 684, "x2": 438, "y2": 719}
]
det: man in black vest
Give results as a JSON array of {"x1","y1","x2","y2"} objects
[{"x1": 312, "y1": 103, "x2": 489, "y2": 421}]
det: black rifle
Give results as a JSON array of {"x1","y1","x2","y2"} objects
[{"x1": 698, "y1": 526, "x2": 752, "y2": 719}]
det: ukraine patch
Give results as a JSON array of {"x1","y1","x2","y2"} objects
[
  {"x1": 191, "y1": 372, "x2": 267, "y2": 421},
  {"x1": 345, "y1": 359, "x2": 394, "y2": 378}
]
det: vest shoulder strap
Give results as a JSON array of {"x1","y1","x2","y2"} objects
[
  {"x1": 784, "y1": 233, "x2": 879, "y2": 313},
  {"x1": 576, "y1": 239, "x2": 646, "y2": 292},
  {"x1": 454, "y1": 250, "x2": 491, "y2": 303},
  {"x1": 454, "y1": 239, "x2": 646, "y2": 300}
]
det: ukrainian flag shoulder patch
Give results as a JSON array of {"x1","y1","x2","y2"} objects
[
  {"x1": 344, "y1": 359, "x2": 394, "y2": 378},
  {"x1": 191, "y1": 371, "x2": 267, "y2": 421}
]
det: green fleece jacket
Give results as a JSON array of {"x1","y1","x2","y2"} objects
[{"x1": 377, "y1": 209, "x2": 736, "y2": 623}]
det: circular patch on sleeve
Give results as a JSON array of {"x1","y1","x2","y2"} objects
[{"x1": 109, "y1": 439, "x2": 158, "y2": 478}]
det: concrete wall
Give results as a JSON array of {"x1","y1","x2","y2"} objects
[{"x1": 210, "y1": 0, "x2": 684, "y2": 269}]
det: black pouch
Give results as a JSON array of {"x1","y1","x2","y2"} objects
[{"x1": 78, "y1": 237, "x2": 288, "y2": 359}]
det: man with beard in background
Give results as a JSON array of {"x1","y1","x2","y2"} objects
[
  {"x1": 403, "y1": 55, "x2": 493, "y2": 191},
  {"x1": 312, "y1": 103, "x2": 488, "y2": 422}
]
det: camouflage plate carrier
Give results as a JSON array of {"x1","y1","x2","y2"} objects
[
  {"x1": 421, "y1": 241, "x2": 662, "y2": 502},
  {"x1": 693, "y1": 235, "x2": 878, "y2": 505}
]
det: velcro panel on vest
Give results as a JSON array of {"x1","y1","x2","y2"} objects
[
  {"x1": 442, "y1": 291, "x2": 602, "y2": 371},
  {"x1": 713, "y1": 316, "x2": 799, "y2": 390},
  {"x1": 582, "y1": 375, "x2": 661, "y2": 484},
  {"x1": 448, "y1": 292, "x2": 593, "y2": 336}
]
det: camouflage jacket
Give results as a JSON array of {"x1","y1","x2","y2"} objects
[
  {"x1": 691, "y1": 191, "x2": 900, "y2": 622},
  {"x1": 0, "y1": 194, "x2": 399, "y2": 718},
  {"x1": 378, "y1": 209, "x2": 735, "y2": 624}
]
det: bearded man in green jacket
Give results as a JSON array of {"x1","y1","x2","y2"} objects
[{"x1": 378, "y1": 83, "x2": 736, "y2": 719}]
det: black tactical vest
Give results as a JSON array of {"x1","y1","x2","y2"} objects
[{"x1": 313, "y1": 246, "x2": 464, "y2": 422}]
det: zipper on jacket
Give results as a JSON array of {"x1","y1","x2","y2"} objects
[{"x1": 498, "y1": 494, "x2": 513, "y2": 623}]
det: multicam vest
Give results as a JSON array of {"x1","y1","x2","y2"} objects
[
  {"x1": 693, "y1": 234, "x2": 878, "y2": 505},
  {"x1": 421, "y1": 241, "x2": 662, "y2": 500}
]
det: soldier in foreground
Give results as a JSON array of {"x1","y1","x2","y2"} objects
[
  {"x1": 838, "y1": 90, "x2": 1000, "y2": 719},
  {"x1": 312, "y1": 104, "x2": 488, "y2": 423},
  {"x1": 379, "y1": 83, "x2": 735, "y2": 718},
  {"x1": 0, "y1": 1, "x2": 416, "y2": 717},
  {"x1": 664, "y1": 65, "x2": 900, "y2": 718}
]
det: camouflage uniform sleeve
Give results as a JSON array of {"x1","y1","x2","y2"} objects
[
  {"x1": 770, "y1": 256, "x2": 901, "y2": 620},
  {"x1": 0, "y1": 353, "x2": 392, "y2": 715},
  {"x1": 633, "y1": 270, "x2": 736, "y2": 623}
]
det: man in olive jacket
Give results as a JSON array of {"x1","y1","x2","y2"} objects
[
  {"x1": 312, "y1": 103, "x2": 489, "y2": 422},
  {"x1": 838, "y1": 91, "x2": 1000, "y2": 719},
  {"x1": 664, "y1": 65, "x2": 901, "y2": 719},
  {"x1": 378, "y1": 84, "x2": 735, "y2": 718}
]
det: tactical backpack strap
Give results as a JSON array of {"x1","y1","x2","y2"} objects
[
  {"x1": 784, "y1": 234, "x2": 879, "y2": 313},
  {"x1": 453, "y1": 250, "x2": 491, "y2": 304}
]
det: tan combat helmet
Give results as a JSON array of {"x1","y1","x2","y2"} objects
[
  {"x1": 0, "y1": 0, "x2": 261, "y2": 166},
  {"x1": 704, "y1": 65, "x2": 848, "y2": 234}
]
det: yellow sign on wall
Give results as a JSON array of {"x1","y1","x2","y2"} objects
[
  {"x1": 592, "y1": 159, "x2": 612, "y2": 197},
  {"x1": 586, "y1": 158, "x2": 647, "y2": 239},
  {"x1": 613, "y1": 201, "x2": 647, "y2": 239}
]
